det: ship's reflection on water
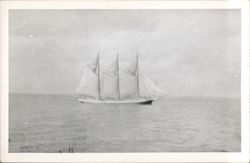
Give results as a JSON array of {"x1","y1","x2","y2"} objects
[{"x1": 9, "y1": 94, "x2": 240, "y2": 152}]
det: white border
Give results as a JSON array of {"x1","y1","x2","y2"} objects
[{"x1": 0, "y1": 0, "x2": 249, "y2": 162}]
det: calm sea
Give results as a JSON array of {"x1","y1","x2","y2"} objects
[{"x1": 9, "y1": 94, "x2": 240, "y2": 152}]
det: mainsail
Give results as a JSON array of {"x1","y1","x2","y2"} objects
[
  {"x1": 76, "y1": 52, "x2": 164, "y2": 102},
  {"x1": 100, "y1": 56, "x2": 119, "y2": 99},
  {"x1": 119, "y1": 54, "x2": 138, "y2": 99}
]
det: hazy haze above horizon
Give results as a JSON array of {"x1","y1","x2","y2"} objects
[{"x1": 9, "y1": 9, "x2": 241, "y2": 97}]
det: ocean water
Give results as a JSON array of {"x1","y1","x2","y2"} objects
[{"x1": 9, "y1": 94, "x2": 240, "y2": 152}]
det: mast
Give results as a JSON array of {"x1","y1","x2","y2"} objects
[
  {"x1": 97, "y1": 52, "x2": 101, "y2": 99},
  {"x1": 117, "y1": 52, "x2": 120, "y2": 99},
  {"x1": 136, "y1": 51, "x2": 140, "y2": 97}
]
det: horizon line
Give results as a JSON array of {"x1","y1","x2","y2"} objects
[{"x1": 8, "y1": 92, "x2": 241, "y2": 98}]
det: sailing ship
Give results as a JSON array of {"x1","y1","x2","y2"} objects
[{"x1": 76, "y1": 52, "x2": 163, "y2": 104}]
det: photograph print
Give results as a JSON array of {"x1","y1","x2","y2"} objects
[{"x1": 9, "y1": 9, "x2": 241, "y2": 153}]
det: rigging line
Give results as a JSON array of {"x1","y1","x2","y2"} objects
[
  {"x1": 117, "y1": 52, "x2": 120, "y2": 99},
  {"x1": 97, "y1": 52, "x2": 101, "y2": 100},
  {"x1": 136, "y1": 49, "x2": 140, "y2": 97}
]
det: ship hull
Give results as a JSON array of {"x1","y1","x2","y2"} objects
[
  {"x1": 78, "y1": 97, "x2": 156, "y2": 105},
  {"x1": 139, "y1": 100, "x2": 153, "y2": 105}
]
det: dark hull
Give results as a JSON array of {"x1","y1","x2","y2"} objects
[
  {"x1": 139, "y1": 100, "x2": 153, "y2": 105},
  {"x1": 80, "y1": 100, "x2": 154, "y2": 105},
  {"x1": 78, "y1": 98, "x2": 156, "y2": 104}
]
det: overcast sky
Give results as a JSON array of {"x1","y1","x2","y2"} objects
[{"x1": 9, "y1": 9, "x2": 241, "y2": 96}]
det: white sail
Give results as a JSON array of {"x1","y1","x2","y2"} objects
[
  {"x1": 119, "y1": 59, "x2": 138, "y2": 98},
  {"x1": 120, "y1": 60, "x2": 137, "y2": 75},
  {"x1": 76, "y1": 68, "x2": 99, "y2": 99},
  {"x1": 139, "y1": 73, "x2": 164, "y2": 98},
  {"x1": 119, "y1": 72, "x2": 138, "y2": 99},
  {"x1": 100, "y1": 58, "x2": 118, "y2": 99},
  {"x1": 77, "y1": 56, "x2": 99, "y2": 99}
]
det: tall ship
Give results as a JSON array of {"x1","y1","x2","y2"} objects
[{"x1": 76, "y1": 52, "x2": 163, "y2": 104}]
